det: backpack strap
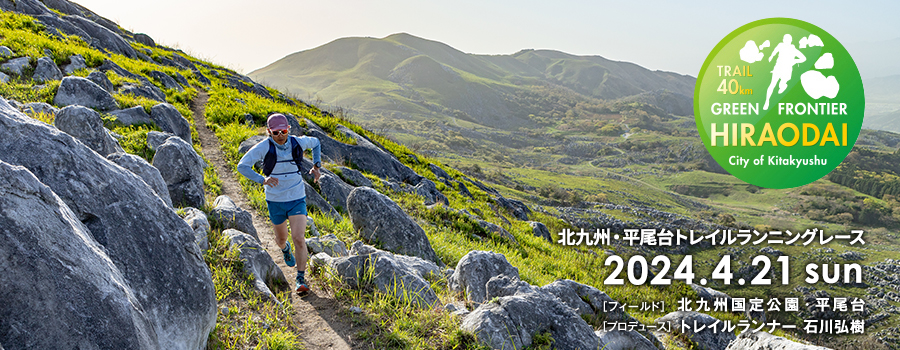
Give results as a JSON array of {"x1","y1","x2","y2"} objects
[
  {"x1": 262, "y1": 137, "x2": 305, "y2": 177},
  {"x1": 262, "y1": 138, "x2": 277, "y2": 176},
  {"x1": 290, "y1": 137, "x2": 304, "y2": 174}
]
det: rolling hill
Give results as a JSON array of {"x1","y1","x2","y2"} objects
[{"x1": 249, "y1": 33, "x2": 695, "y2": 130}]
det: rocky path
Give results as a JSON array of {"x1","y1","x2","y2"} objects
[{"x1": 191, "y1": 91, "x2": 362, "y2": 349}]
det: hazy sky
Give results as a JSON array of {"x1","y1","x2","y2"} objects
[{"x1": 73, "y1": 0, "x2": 899, "y2": 77}]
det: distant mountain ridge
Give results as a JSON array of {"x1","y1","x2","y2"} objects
[{"x1": 249, "y1": 33, "x2": 695, "y2": 129}]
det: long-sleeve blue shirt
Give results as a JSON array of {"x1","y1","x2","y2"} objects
[{"x1": 237, "y1": 135, "x2": 321, "y2": 202}]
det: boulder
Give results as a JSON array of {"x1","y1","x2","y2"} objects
[
  {"x1": 690, "y1": 284, "x2": 732, "y2": 303},
  {"x1": 595, "y1": 329, "x2": 660, "y2": 350},
  {"x1": 347, "y1": 187, "x2": 441, "y2": 265},
  {"x1": 98, "y1": 59, "x2": 139, "y2": 79},
  {"x1": 224, "y1": 229, "x2": 287, "y2": 303},
  {"x1": 109, "y1": 105, "x2": 153, "y2": 126},
  {"x1": 413, "y1": 178, "x2": 448, "y2": 205},
  {"x1": 529, "y1": 221, "x2": 552, "y2": 242},
  {"x1": 307, "y1": 127, "x2": 421, "y2": 184},
  {"x1": 0, "y1": 46, "x2": 13, "y2": 58},
  {"x1": 54, "y1": 105, "x2": 122, "y2": 156},
  {"x1": 0, "y1": 71, "x2": 8, "y2": 83},
  {"x1": 0, "y1": 161, "x2": 159, "y2": 349},
  {"x1": 172, "y1": 72, "x2": 189, "y2": 86},
  {"x1": 319, "y1": 172, "x2": 354, "y2": 212},
  {"x1": 63, "y1": 54, "x2": 87, "y2": 75},
  {"x1": 147, "y1": 131, "x2": 176, "y2": 150},
  {"x1": 461, "y1": 291, "x2": 601, "y2": 350},
  {"x1": 428, "y1": 163, "x2": 451, "y2": 180},
  {"x1": 1, "y1": 56, "x2": 31, "y2": 76},
  {"x1": 61, "y1": 15, "x2": 137, "y2": 58},
  {"x1": 32, "y1": 56, "x2": 63, "y2": 83},
  {"x1": 120, "y1": 80, "x2": 166, "y2": 102},
  {"x1": 172, "y1": 54, "x2": 197, "y2": 71},
  {"x1": 150, "y1": 103, "x2": 191, "y2": 143},
  {"x1": 152, "y1": 136, "x2": 206, "y2": 208},
  {"x1": 654, "y1": 311, "x2": 735, "y2": 350},
  {"x1": 192, "y1": 69, "x2": 211, "y2": 86},
  {"x1": 238, "y1": 135, "x2": 267, "y2": 155},
  {"x1": 179, "y1": 207, "x2": 211, "y2": 252},
  {"x1": 485, "y1": 274, "x2": 537, "y2": 300},
  {"x1": 87, "y1": 70, "x2": 113, "y2": 92},
  {"x1": 54, "y1": 76, "x2": 118, "y2": 111},
  {"x1": 495, "y1": 195, "x2": 531, "y2": 221},
  {"x1": 209, "y1": 195, "x2": 258, "y2": 242},
  {"x1": 305, "y1": 180, "x2": 342, "y2": 220},
  {"x1": 0, "y1": 100, "x2": 216, "y2": 350},
  {"x1": 149, "y1": 70, "x2": 184, "y2": 92},
  {"x1": 19, "y1": 102, "x2": 58, "y2": 117},
  {"x1": 0, "y1": 0, "x2": 53, "y2": 15},
  {"x1": 449, "y1": 250, "x2": 520, "y2": 303},
  {"x1": 311, "y1": 242, "x2": 441, "y2": 308},
  {"x1": 542, "y1": 279, "x2": 632, "y2": 323},
  {"x1": 107, "y1": 152, "x2": 172, "y2": 208},
  {"x1": 134, "y1": 33, "x2": 155, "y2": 47},
  {"x1": 336, "y1": 166, "x2": 372, "y2": 187},
  {"x1": 725, "y1": 330, "x2": 830, "y2": 350},
  {"x1": 306, "y1": 233, "x2": 349, "y2": 257},
  {"x1": 473, "y1": 218, "x2": 516, "y2": 243},
  {"x1": 40, "y1": 0, "x2": 119, "y2": 33}
]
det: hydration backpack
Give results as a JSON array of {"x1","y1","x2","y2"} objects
[{"x1": 261, "y1": 137, "x2": 303, "y2": 176}]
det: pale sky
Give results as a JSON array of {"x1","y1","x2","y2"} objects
[{"x1": 73, "y1": 0, "x2": 900, "y2": 78}]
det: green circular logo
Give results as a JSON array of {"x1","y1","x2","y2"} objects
[{"x1": 695, "y1": 18, "x2": 864, "y2": 189}]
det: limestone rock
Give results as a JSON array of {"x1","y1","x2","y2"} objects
[
  {"x1": 306, "y1": 234, "x2": 349, "y2": 257},
  {"x1": 61, "y1": 15, "x2": 137, "y2": 58},
  {"x1": 87, "y1": 70, "x2": 113, "y2": 92},
  {"x1": 311, "y1": 243, "x2": 441, "y2": 308},
  {"x1": 449, "y1": 250, "x2": 520, "y2": 303},
  {"x1": 152, "y1": 136, "x2": 206, "y2": 208},
  {"x1": 529, "y1": 221, "x2": 552, "y2": 242},
  {"x1": 54, "y1": 76, "x2": 118, "y2": 111},
  {"x1": 107, "y1": 152, "x2": 172, "y2": 208},
  {"x1": 32, "y1": 56, "x2": 63, "y2": 83},
  {"x1": 0, "y1": 161, "x2": 159, "y2": 349},
  {"x1": 54, "y1": 105, "x2": 122, "y2": 156},
  {"x1": 654, "y1": 311, "x2": 736, "y2": 350},
  {"x1": 0, "y1": 100, "x2": 216, "y2": 350},
  {"x1": 150, "y1": 103, "x2": 191, "y2": 143},
  {"x1": 725, "y1": 330, "x2": 830, "y2": 350},
  {"x1": 690, "y1": 284, "x2": 732, "y2": 303},
  {"x1": 134, "y1": 33, "x2": 155, "y2": 47},
  {"x1": 149, "y1": 70, "x2": 183, "y2": 92},
  {"x1": 461, "y1": 291, "x2": 601, "y2": 350},
  {"x1": 336, "y1": 166, "x2": 372, "y2": 187},
  {"x1": 1, "y1": 56, "x2": 31, "y2": 76},
  {"x1": 413, "y1": 178, "x2": 448, "y2": 205},
  {"x1": 109, "y1": 105, "x2": 153, "y2": 126},
  {"x1": 224, "y1": 229, "x2": 287, "y2": 303},
  {"x1": 120, "y1": 80, "x2": 166, "y2": 102},
  {"x1": 347, "y1": 187, "x2": 441, "y2": 265},
  {"x1": 319, "y1": 172, "x2": 354, "y2": 212},
  {"x1": 19, "y1": 102, "x2": 58, "y2": 117},
  {"x1": 595, "y1": 329, "x2": 660, "y2": 350},
  {"x1": 179, "y1": 207, "x2": 211, "y2": 252},
  {"x1": 63, "y1": 54, "x2": 87, "y2": 75},
  {"x1": 147, "y1": 131, "x2": 176, "y2": 150},
  {"x1": 210, "y1": 195, "x2": 258, "y2": 242}
]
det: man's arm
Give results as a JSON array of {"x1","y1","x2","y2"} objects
[
  {"x1": 237, "y1": 142, "x2": 266, "y2": 185},
  {"x1": 298, "y1": 136, "x2": 322, "y2": 182}
]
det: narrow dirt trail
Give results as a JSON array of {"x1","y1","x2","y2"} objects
[{"x1": 191, "y1": 91, "x2": 363, "y2": 349}]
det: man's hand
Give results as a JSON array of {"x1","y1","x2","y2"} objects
[
  {"x1": 263, "y1": 176, "x2": 279, "y2": 187},
  {"x1": 309, "y1": 166, "x2": 321, "y2": 183}
]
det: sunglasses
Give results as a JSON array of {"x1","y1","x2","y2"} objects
[{"x1": 270, "y1": 129, "x2": 288, "y2": 136}]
